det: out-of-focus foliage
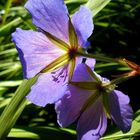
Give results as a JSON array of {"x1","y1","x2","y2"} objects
[{"x1": 0, "y1": 0, "x2": 140, "y2": 139}]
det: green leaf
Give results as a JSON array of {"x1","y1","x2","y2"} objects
[
  {"x1": 101, "y1": 109, "x2": 140, "y2": 140},
  {"x1": 8, "y1": 126, "x2": 76, "y2": 140},
  {"x1": 0, "y1": 76, "x2": 38, "y2": 140},
  {"x1": 0, "y1": 98, "x2": 11, "y2": 109},
  {"x1": 0, "y1": 48, "x2": 17, "y2": 55},
  {"x1": 1, "y1": 0, "x2": 13, "y2": 25},
  {"x1": 85, "y1": 0, "x2": 111, "y2": 17},
  {"x1": 0, "y1": 17, "x2": 22, "y2": 36},
  {"x1": 0, "y1": 81, "x2": 22, "y2": 87},
  {"x1": 0, "y1": 87, "x2": 7, "y2": 94},
  {"x1": 65, "y1": 0, "x2": 87, "y2": 4}
]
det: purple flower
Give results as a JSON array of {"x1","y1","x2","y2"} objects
[
  {"x1": 12, "y1": 0, "x2": 94, "y2": 106},
  {"x1": 55, "y1": 63, "x2": 133, "y2": 140}
]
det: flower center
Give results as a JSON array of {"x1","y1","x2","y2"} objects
[
  {"x1": 68, "y1": 47, "x2": 77, "y2": 60},
  {"x1": 97, "y1": 81, "x2": 116, "y2": 94}
]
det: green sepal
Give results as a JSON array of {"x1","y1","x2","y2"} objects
[
  {"x1": 40, "y1": 54, "x2": 69, "y2": 73},
  {"x1": 84, "y1": 64, "x2": 101, "y2": 82},
  {"x1": 80, "y1": 90, "x2": 100, "y2": 115},
  {"x1": 68, "y1": 17, "x2": 78, "y2": 49},
  {"x1": 102, "y1": 92, "x2": 111, "y2": 119},
  {"x1": 70, "y1": 81, "x2": 98, "y2": 90},
  {"x1": 45, "y1": 31, "x2": 69, "y2": 51},
  {"x1": 68, "y1": 58, "x2": 76, "y2": 81}
]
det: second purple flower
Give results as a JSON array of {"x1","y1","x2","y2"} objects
[{"x1": 55, "y1": 63, "x2": 133, "y2": 140}]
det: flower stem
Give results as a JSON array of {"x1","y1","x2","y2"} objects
[
  {"x1": 77, "y1": 51, "x2": 119, "y2": 63},
  {"x1": 110, "y1": 76, "x2": 131, "y2": 85},
  {"x1": 0, "y1": 76, "x2": 38, "y2": 140}
]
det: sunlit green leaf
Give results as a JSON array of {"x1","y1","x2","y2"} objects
[
  {"x1": 0, "y1": 80, "x2": 22, "y2": 87},
  {"x1": 86, "y1": 0, "x2": 111, "y2": 17},
  {"x1": 0, "y1": 76, "x2": 38, "y2": 139},
  {"x1": 0, "y1": 17, "x2": 22, "y2": 36},
  {"x1": 101, "y1": 110, "x2": 140, "y2": 140},
  {"x1": 8, "y1": 126, "x2": 76, "y2": 140}
]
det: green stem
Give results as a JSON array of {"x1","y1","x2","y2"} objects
[
  {"x1": 78, "y1": 51, "x2": 119, "y2": 63},
  {"x1": 0, "y1": 76, "x2": 38, "y2": 140},
  {"x1": 110, "y1": 76, "x2": 131, "y2": 85}
]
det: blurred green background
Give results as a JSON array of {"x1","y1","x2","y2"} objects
[{"x1": 0, "y1": 0, "x2": 140, "y2": 139}]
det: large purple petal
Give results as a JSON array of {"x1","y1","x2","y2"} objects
[
  {"x1": 55, "y1": 85, "x2": 92, "y2": 127},
  {"x1": 12, "y1": 28, "x2": 64, "y2": 78},
  {"x1": 25, "y1": 0, "x2": 69, "y2": 42},
  {"x1": 26, "y1": 65, "x2": 68, "y2": 107},
  {"x1": 108, "y1": 90, "x2": 133, "y2": 133},
  {"x1": 77, "y1": 98, "x2": 107, "y2": 140},
  {"x1": 72, "y1": 6, "x2": 94, "y2": 48}
]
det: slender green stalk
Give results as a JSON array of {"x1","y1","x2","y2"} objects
[
  {"x1": 110, "y1": 76, "x2": 130, "y2": 85},
  {"x1": 77, "y1": 51, "x2": 119, "y2": 63},
  {"x1": 2, "y1": 0, "x2": 13, "y2": 25},
  {"x1": 0, "y1": 76, "x2": 38, "y2": 140}
]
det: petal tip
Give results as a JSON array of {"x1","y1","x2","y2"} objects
[{"x1": 26, "y1": 94, "x2": 46, "y2": 107}]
